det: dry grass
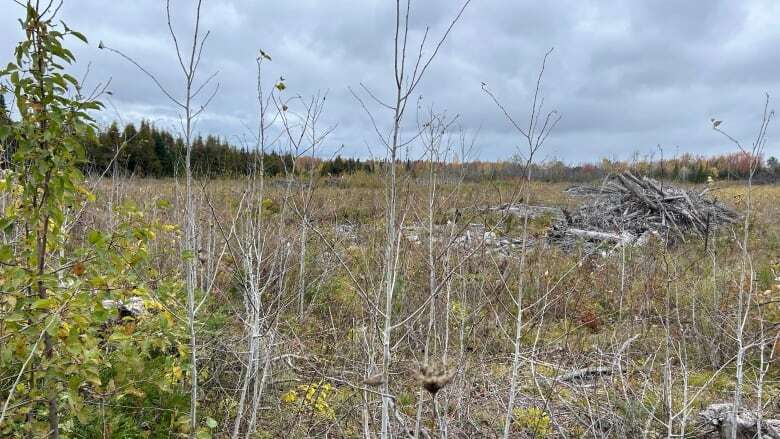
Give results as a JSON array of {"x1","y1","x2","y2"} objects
[{"x1": 88, "y1": 173, "x2": 780, "y2": 437}]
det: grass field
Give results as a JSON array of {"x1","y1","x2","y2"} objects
[
  {"x1": 4, "y1": 2, "x2": 780, "y2": 437},
  {"x1": 80, "y1": 173, "x2": 780, "y2": 437}
]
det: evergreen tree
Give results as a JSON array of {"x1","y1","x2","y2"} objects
[
  {"x1": 0, "y1": 92, "x2": 12, "y2": 165},
  {"x1": 81, "y1": 120, "x2": 379, "y2": 179},
  {"x1": 121, "y1": 123, "x2": 139, "y2": 173},
  {"x1": 153, "y1": 127, "x2": 175, "y2": 176},
  {"x1": 85, "y1": 121, "x2": 119, "y2": 173},
  {"x1": 0, "y1": 93, "x2": 8, "y2": 121}
]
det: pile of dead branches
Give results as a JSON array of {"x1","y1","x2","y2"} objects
[{"x1": 549, "y1": 172, "x2": 739, "y2": 251}]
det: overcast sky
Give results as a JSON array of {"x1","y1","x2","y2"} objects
[{"x1": 1, "y1": 0, "x2": 779, "y2": 162}]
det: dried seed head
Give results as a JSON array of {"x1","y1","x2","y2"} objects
[{"x1": 416, "y1": 362, "x2": 455, "y2": 396}]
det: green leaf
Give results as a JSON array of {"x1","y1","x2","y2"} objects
[
  {"x1": 45, "y1": 314, "x2": 60, "y2": 337},
  {"x1": 65, "y1": 333, "x2": 82, "y2": 355},
  {"x1": 71, "y1": 31, "x2": 88, "y2": 43},
  {"x1": 4, "y1": 312, "x2": 26, "y2": 323},
  {"x1": 87, "y1": 230, "x2": 103, "y2": 245},
  {"x1": 68, "y1": 374, "x2": 81, "y2": 391},
  {"x1": 206, "y1": 417, "x2": 217, "y2": 429},
  {"x1": 32, "y1": 298, "x2": 55, "y2": 310},
  {"x1": 93, "y1": 307, "x2": 108, "y2": 323},
  {"x1": 0, "y1": 217, "x2": 15, "y2": 233},
  {"x1": 0, "y1": 244, "x2": 12, "y2": 262}
]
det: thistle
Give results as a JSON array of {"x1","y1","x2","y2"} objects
[{"x1": 416, "y1": 362, "x2": 455, "y2": 396}]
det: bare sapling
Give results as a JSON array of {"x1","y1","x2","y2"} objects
[
  {"x1": 101, "y1": 0, "x2": 219, "y2": 434},
  {"x1": 351, "y1": 1, "x2": 471, "y2": 435},
  {"x1": 220, "y1": 53, "x2": 289, "y2": 438},
  {"x1": 412, "y1": 106, "x2": 459, "y2": 437},
  {"x1": 712, "y1": 94, "x2": 773, "y2": 439},
  {"x1": 276, "y1": 91, "x2": 335, "y2": 321},
  {"x1": 482, "y1": 48, "x2": 561, "y2": 439}
]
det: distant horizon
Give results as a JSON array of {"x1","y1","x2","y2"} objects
[{"x1": 86, "y1": 118, "x2": 780, "y2": 167}]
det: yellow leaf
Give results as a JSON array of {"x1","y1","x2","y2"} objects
[
  {"x1": 281, "y1": 389, "x2": 297, "y2": 403},
  {"x1": 172, "y1": 366, "x2": 183, "y2": 380}
]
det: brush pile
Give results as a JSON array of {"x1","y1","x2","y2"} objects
[{"x1": 548, "y1": 172, "x2": 739, "y2": 252}]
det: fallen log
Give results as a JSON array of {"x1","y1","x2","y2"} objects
[
  {"x1": 480, "y1": 203, "x2": 563, "y2": 220},
  {"x1": 556, "y1": 366, "x2": 613, "y2": 383},
  {"x1": 564, "y1": 228, "x2": 635, "y2": 245}
]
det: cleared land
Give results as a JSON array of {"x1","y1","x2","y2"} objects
[{"x1": 82, "y1": 174, "x2": 780, "y2": 437}]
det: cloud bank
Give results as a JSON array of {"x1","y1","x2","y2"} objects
[{"x1": 1, "y1": 0, "x2": 778, "y2": 162}]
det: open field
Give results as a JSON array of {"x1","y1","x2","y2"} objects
[
  {"x1": 3, "y1": 2, "x2": 780, "y2": 438},
  {"x1": 74, "y1": 174, "x2": 780, "y2": 437}
]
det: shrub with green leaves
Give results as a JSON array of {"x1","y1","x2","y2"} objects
[{"x1": 0, "y1": 4, "x2": 188, "y2": 437}]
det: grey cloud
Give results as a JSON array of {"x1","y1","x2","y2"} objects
[{"x1": 0, "y1": 0, "x2": 778, "y2": 162}]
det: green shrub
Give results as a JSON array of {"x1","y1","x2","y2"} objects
[{"x1": 512, "y1": 406, "x2": 553, "y2": 437}]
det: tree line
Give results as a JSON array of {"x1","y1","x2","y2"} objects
[
  {"x1": 84, "y1": 120, "x2": 289, "y2": 177},
  {"x1": 3, "y1": 98, "x2": 778, "y2": 183},
  {"x1": 83, "y1": 120, "x2": 377, "y2": 178},
  {"x1": 0, "y1": 104, "x2": 376, "y2": 178},
  {"x1": 452, "y1": 152, "x2": 780, "y2": 183}
]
